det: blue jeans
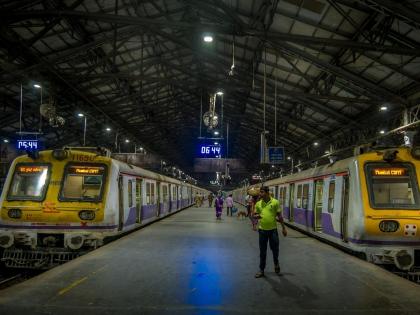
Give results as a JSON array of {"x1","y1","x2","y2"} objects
[{"x1": 258, "y1": 229, "x2": 279, "y2": 271}]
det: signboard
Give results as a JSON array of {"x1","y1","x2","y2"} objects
[
  {"x1": 17, "y1": 139, "x2": 38, "y2": 150},
  {"x1": 267, "y1": 147, "x2": 285, "y2": 164}
]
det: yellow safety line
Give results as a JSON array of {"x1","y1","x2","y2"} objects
[
  {"x1": 58, "y1": 276, "x2": 88, "y2": 296},
  {"x1": 57, "y1": 265, "x2": 108, "y2": 296}
]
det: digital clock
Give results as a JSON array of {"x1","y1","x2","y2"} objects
[
  {"x1": 198, "y1": 144, "x2": 222, "y2": 158},
  {"x1": 17, "y1": 139, "x2": 38, "y2": 150}
]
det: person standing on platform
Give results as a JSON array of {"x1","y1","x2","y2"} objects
[
  {"x1": 215, "y1": 193, "x2": 223, "y2": 220},
  {"x1": 225, "y1": 194, "x2": 234, "y2": 216},
  {"x1": 208, "y1": 193, "x2": 214, "y2": 207},
  {"x1": 254, "y1": 186, "x2": 287, "y2": 278}
]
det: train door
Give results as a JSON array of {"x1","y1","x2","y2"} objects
[
  {"x1": 289, "y1": 183, "x2": 295, "y2": 221},
  {"x1": 341, "y1": 175, "x2": 349, "y2": 242},
  {"x1": 135, "y1": 178, "x2": 142, "y2": 223},
  {"x1": 156, "y1": 182, "x2": 161, "y2": 217},
  {"x1": 118, "y1": 175, "x2": 124, "y2": 231},
  {"x1": 313, "y1": 180, "x2": 323, "y2": 231}
]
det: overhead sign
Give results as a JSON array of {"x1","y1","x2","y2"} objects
[
  {"x1": 17, "y1": 139, "x2": 38, "y2": 150},
  {"x1": 267, "y1": 147, "x2": 285, "y2": 164}
]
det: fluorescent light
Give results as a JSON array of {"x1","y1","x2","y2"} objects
[
  {"x1": 125, "y1": 139, "x2": 130, "y2": 143},
  {"x1": 380, "y1": 106, "x2": 388, "y2": 111},
  {"x1": 3, "y1": 139, "x2": 9, "y2": 143},
  {"x1": 380, "y1": 130, "x2": 385, "y2": 134},
  {"x1": 203, "y1": 35, "x2": 213, "y2": 42},
  {"x1": 106, "y1": 127, "x2": 111, "y2": 131},
  {"x1": 216, "y1": 91, "x2": 223, "y2": 95},
  {"x1": 287, "y1": 156, "x2": 291, "y2": 160},
  {"x1": 139, "y1": 147, "x2": 143, "y2": 150},
  {"x1": 33, "y1": 84, "x2": 41, "y2": 89},
  {"x1": 77, "y1": 113, "x2": 84, "y2": 117},
  {"x1": 314, "y1": 142, "x2": 319, "y2": 146},
  {"x1": 214, "y1": 131, "x2": 219, "y2": 135},
  {"x1": 214, "y1": 142, "x2": 218, "y2": 145}
]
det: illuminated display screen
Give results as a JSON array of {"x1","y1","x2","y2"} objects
[
  {"x1": 68, "y1": 166, "x2": 104, "y2": 175},
  {"x1": 372, "y1": 168, "x2": 407, "y2": 176},
  {"x1": 198, "y1": 144, "x2": 222, "y2": 158},
  {"x1": 17, "y1": 140, "x2": 38, "y2": 150},
  {"x1": 18, "y1": 166, "x2": 47, "y2": 173}
]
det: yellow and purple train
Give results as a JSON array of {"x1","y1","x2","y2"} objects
[
  {"x1": 0, "y1": 148, "x2": 208, "y2": 269},
  {"x1": 233, "y1": 147, "x2": 420, "y2": 271}
]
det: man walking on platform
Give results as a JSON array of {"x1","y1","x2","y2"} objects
[{"x1": 254, "y1": 186, "x2": 287, "y2": 278}]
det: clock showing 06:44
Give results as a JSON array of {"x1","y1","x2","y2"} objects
[{"x1": 198, "y1": 144, "x2": 222, "y2": 158}]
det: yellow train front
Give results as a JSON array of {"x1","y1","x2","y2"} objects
[
  {"x1": 0, "y1": 148, "x2": 205, "y2": 269},
  {"x1": 0, "y1": 149, "x2": 112, "y2": 268}
]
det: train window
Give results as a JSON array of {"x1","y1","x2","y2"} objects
[
  {"x1": 162, "y1": 185, "x2": 168, "y2": 202},
  {"x1": 146, "y1": 183, "x2": 151, "y2": 205},
  {"x1": 278, "y1": 187, "x2": 284, "y2": 206},
  {"x1": 7, "y1": 163, "x2": 51, "y2": 201},
  {"x1": 296, "y1": 185, "x2": 302, "y2": 208},
  {"x1": 328, "y1": 181, "x2": 335, "y2": 213},
  {"x1": 151, "y1": 183, "x2": 155, "y2": 204},
  {"x1": 365, "y1": 163, "x2": 420, "y2": 209},
  {"x1": 60, "y1": 164, "x2": 106, "y2": 202},
  {"x1": 128, "y1": 180, "x2": 133, "y2": 208},
  {"x1": 302, "y1": 184, "x2": 309, "y2": 209}
]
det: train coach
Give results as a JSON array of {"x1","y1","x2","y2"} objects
[
  {"x1": 0, "y1": 147, "x2": 207, "y2": 269},
  {"x1": 233, "y1": 146, "x2": 420, "y2": 272}
]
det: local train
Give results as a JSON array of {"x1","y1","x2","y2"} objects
[
  {"x1": 0, "y1": 148, "x2": 208, "y2": 269},
  {"x1": 232, "y1": 146, "x2": 420, "y2": 271}
]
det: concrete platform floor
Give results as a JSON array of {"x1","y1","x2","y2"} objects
[{"x1": 1, "y1": 206, "x2": 420, "y2": 315}]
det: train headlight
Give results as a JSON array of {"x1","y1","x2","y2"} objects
[
  {"x1": 379, "y1": 220, "x2": 399, "y2": 232},
  {"x1": 79, "y1": 210, "x2": 95, "y2": 220},
  {"x1": 411, "y1": 146, "x2": 420, "y2": 160},
  {"x1": 52, "y1": 149, "x2": 68, "y2": 161},
  {"x1": 8, "y1": 208, "x2": 22, "y2": 219}
]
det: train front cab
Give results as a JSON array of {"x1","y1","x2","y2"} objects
[
  {"x1": 358, "y1": 148, "x2": 420, "y2": 270},
  {"x1": 0, "y1": 150, "x2": 112, "y2": 267}
]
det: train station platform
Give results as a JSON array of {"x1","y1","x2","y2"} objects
[{"x1": 1, "y1": 205, "x2": 420, "y2": 315}]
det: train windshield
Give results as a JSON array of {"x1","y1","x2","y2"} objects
[
  {"x1": 60, "y1": 164, "x2": 107, "y2": 202},
  {"x1": 7, "y1": 164, "x2": 50, "y2": 201},
  {"x1": 365, "y1": 163, "x2": 420, "y2": 209}
]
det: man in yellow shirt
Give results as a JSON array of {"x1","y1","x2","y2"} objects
[{"x1": 254, "y1": 186, "x2": 287, "y2": 278}]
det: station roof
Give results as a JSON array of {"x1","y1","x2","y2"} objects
[{"x1": 1, "y1": 0, "x2": 420, "y2": 179}]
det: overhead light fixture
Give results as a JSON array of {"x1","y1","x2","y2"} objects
[
  {"x1": 214, "y1": 131, "x2": 219, "y2": 136},
  {"x1": 214, "y1": 142, "x2": 218, "y2": 145},
  {"x1": 380, "y1": 130, "x2": 385, "y2": 134},
  {"x1": 3, "y1": 139, "x2": 9, "y2": 143},
  {"x1": 77, "y1": 113, "x2": 84, "y2": 117},
  {"x1": 380, "y1": 106, "x2": 388, "y2": 111},
  {"x1": 125, "y1": 139, "x2": 130, "y2": 143},
  {"x1": 203, "y1": 35, "x2": 213, "y2": 43},
  {"x1": 106, "y1": 127, "x2": 111, "y2": 132},
  {"x1": 314, "y1": 142, "x2": 319, "y2": 146},
  {"x1": 139, "y1": 147, "x2": 143, "y2": 150},
  {"x1": 33, "y1": 84, "x2": 41, "y2": 89},
  {"x1": 287, "y1": 156, "x2": 291, "y2": 160},
  {"x1": 216, "y1": 91, "x2": 223, "y2": 95}
]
